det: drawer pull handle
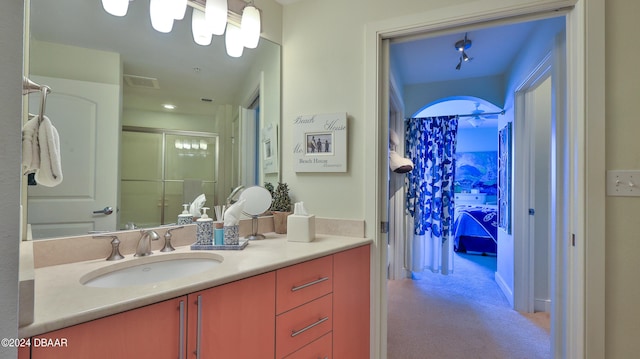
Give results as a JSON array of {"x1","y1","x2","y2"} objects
[
  {"x1": 291, "y1": 277, "x2": 329, "y2": 292},
  {"x1": 195, "y1": 295, "x2": 202, "y2": 359},
  {"x1": 179, "y1": 300, "x2": 185, "y2": 359},
  {"x1": 291, "y1": 316, "x2": 329, "y2": 337}
]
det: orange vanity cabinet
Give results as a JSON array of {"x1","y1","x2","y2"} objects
[
  {"x1": 187, "y1": 272, "x2": 276, "y2": 358},
  {"x1": 333, "y1": 244, "x2": 370, "y2": 358},
  {"x1": 24, "y1": 244, "x2": 370, "y2": 359},
  {"x1": 274, "y1": 244, "x2": 370, "y2": 359},
  {"x1": 30, "y1": 296, "x2": 187, "y2": 359}
]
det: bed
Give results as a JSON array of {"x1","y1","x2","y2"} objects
[{"x1": 453, "y1": 204, "x2": 498, "y2": 255}]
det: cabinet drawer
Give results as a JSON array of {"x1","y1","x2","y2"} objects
[
  {"x1": 276, "y1": 294, "x2": 333, "y2": 358},
  {"x1": 283, "y1": 332, "x2": 332, "y2": 359},
  {"x1": 276, "y1": 255, "x2": 333, "y2": 314}
]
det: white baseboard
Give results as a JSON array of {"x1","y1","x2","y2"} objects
[
  {"x1": 495, "y1": 271, "x2": 514, "y2": 308},
  {"x1": 535, "y1": 298, "x2": 551, "y2": 312}
]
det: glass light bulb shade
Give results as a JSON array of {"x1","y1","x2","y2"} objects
[
  {"x1": 173, "y1": 0, "x2": 188, "y2": 20},
  {"x1": 175, "y1": 139, "x2": 183, "y2": 149},
  {"x1": 225, "y1": 23, "x2": 244, "y2": 58},
  {"x1": 150, "y1": 0, "x2": 175, "y2": 33},
  {"x1": 200, "y1": 140, "x2": 208, "y2": 150},
  {"x1": 205, "y1": 0, "x2": 228, "y2": 36},
  {"x1": 192, "y1": 9, "x2": 213, "y2": 46},
  {"x1": 101, "y1": 0, "x2": 129, "y2": 17},
  {"x1": 241, "y1": 5, "x2": 261, "y2": 49}
]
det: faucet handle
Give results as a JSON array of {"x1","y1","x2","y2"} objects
[
  {"x1": 93, "y1": 235, "x2": 125, "y2": 261},
  {"x1": 161, "y1": 226, "x2": 184, "y2": 252}
]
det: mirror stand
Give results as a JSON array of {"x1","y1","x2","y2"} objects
[{"x1": 246, "y1": 215, "x2": 265, "y2": 241}]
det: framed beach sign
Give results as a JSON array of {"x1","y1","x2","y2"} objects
[
  {"x1": 498, "y1": 122, "x2": 512, "y2": 234},
  {"x1": 293, "y1": 113, "x2": 347, "y2": 172},
  {"x1": 261, "y1": 123, "x2": 278, "y2": 174}
]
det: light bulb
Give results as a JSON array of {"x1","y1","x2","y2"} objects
[
  {"x1": 241, "y1": 5, "x2": 261, "y2": 49},
  {"x1": 225, "y1": 23, "x2": 244, "y2": 57},
  {"x1": 206, "y1": 0, "x2": 228, "y2": 36},
  {"x1": 150, "y1": 0, "x2": 175, "y2": 33},
  {"x1": 192, "y1": 8, "x2": 213, "y2": 46},
  {"x1": 101, "y1": 0, "x2": 129, "y2": 17}
]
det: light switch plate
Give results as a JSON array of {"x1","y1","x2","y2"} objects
[{"x1": 606, "y1": 170, "x2": 640, "y2": 196}]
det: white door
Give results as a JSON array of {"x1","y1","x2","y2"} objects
[{"x1": 27, "y1": 76, "x2": 120, "y2": 239}]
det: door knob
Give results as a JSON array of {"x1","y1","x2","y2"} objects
[{"x1": 93, "y1": 206, "x2": 114, "y2": 215}]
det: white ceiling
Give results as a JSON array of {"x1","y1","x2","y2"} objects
[{"x1": 390, "y1": 19, "x2": 555, "y2": 128}]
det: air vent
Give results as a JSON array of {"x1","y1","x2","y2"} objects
[{"x1": 123, "y1": 74, "x2": 160, "y2": 89}]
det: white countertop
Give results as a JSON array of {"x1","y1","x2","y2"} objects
[{"x1": 19, "y1": 234, "x2": 371, "y2": 338}]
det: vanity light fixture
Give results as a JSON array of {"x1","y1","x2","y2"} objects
[
  {"x1": 192, "y1": 8, "x2": 213, "y2": 46},
  {"x1": 241, "y1": 3, "x2": 261, "y2": 49},
  {"x1": 101, "y1": 0, "x2": 261, "y2": 57},
  {"x1": 150, "y1": 0, "x2": 175, "y2": 33},
  {"x1": 225, "y1": 23, "x2": 244, "y2": 58},
  {"x1": 173, "y1": 0, "x2": 188, "y2": 20},
  {"x1": 101, "y1": 0, "x2": 129, "y2": 17},
  {"x1": 206, "y1": 0, "x2": 228, "y2": 36}
]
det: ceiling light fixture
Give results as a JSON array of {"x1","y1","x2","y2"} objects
[
  {"x1": 467, "y1": 116, "x2": 483, "y2": 127},
  {"x1": 454, "y1": 33, "x2": 473, "y2": 70},
  {"x1": 163, "y1": 104, "x2": 176, "y2": 110}
]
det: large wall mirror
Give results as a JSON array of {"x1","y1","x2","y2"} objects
[{"x1": 24, "y1": 0, "x2": 281, "y2": 239}]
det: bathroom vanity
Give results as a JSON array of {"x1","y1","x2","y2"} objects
[{"x1": 18, "y1": 233, "x2": 371, "y2": 359}]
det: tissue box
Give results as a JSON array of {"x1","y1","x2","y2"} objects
[{"x1": 287, "y1": 214, "x2": 316, "y2": 242}]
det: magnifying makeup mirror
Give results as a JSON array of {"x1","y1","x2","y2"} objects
[{"x1": 239, "y1": 186, "x2": 272, "y2": 240}]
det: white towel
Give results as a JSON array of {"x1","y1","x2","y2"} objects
[
  {"x1": 22, "y1": 115, "x2": 40, "y2": 174},
  {"x1": 34, "y1": 116, "x2": 63, "y2": 187}
]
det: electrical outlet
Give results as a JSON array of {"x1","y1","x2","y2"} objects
[{"x1": 606, "y1": 170, "x2": 640, "y2": 196}]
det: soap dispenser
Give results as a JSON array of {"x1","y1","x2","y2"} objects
[
  {"x1": 196, "y1": 207, "x2": 213, "y2": 245},
  {"x1": 178, "y1": 203, "x2": 192, "y2": 225}
]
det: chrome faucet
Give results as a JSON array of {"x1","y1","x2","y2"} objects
[
  {"x1": 226, "y1": 185, "x2": 245, "y2": 206},
  {"x1": 135, "y1": 229, "x2": 160, "y2": 257}
]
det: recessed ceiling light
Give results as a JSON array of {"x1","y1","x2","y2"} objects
[{"x1": 163, "y1": 104, "x2": 176, "y2": 110}]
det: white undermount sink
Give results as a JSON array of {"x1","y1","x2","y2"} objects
[{"x1": 80, "y1": 252, "x2": 223, "y2": 288}]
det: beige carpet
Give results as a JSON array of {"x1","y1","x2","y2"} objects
[{"x1": 387, "y1": 253, "x2": 550, "y2": 359}]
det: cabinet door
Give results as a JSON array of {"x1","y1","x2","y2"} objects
[
  {"x1": 31, "y1": 296, "x2": 187, "y2": 359},
  {"x1": 333, "y1": 245, "x2": 370, "y2": 358},
  {"x1": 188, "y1": 272, "x2": 276, "y2": 358}
]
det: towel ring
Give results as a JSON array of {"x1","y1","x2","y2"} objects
[
  {"x1": 22, "y1": 77, "x2": 52, "y2": 123},
  {"x1": 38, "y1": 86, "x2": 51, "y2": 124}
]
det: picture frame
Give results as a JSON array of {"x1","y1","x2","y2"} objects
[
  {"x1": 293, "y1": 113, "x2": 347, "y2": 172},
  {"x1": 261, "y1": 123, "x2": 278, "y2": 174},
  {"x1": 498, "y1": 122, "x2": 512, "y2": 233}
]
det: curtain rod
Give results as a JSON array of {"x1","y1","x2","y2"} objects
[{"x1": 404, "y1": 110, "x2": 505, "y2": 120}]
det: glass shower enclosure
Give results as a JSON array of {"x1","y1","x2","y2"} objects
[{"x1": 120, "y1": 127, "x2": 219, "y2": 228}]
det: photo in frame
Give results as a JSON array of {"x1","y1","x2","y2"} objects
[
  {"x1": 293, "y1": 113, "x2": 347, "y2": 172},
  {"x1": 498, "y1": 122, "x2": 512, "y2": 233},
  {"x1": 261, "y1": 123, "x2": 278, "y2": 174}
]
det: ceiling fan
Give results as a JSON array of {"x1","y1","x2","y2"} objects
[{"x1": 465, "y1": 103, "x2": 500, "y2": 127}]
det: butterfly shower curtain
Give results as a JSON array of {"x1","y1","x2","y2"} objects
[{"x1": 405, "y1": 116, "x2": 458, "y2": 275}]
